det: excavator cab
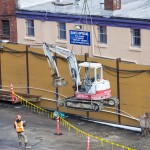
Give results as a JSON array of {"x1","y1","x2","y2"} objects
[
  {"x1": 77, "y1": 62, "x2": 103, "y2": 93},
  {"x1": 75, "y1": 62, "x2": 111, "y2": 101}
]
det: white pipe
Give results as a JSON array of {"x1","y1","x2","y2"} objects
[
  {"x1": 106, "y1": 106, "x2": 138, "y2": 120},
  {"x1": 40, "y1": 97, "x2": 56, "y2": 102},
  {"x1": 83, "y1": 118, "x2": 141, "y2": 132},
  {"x1": 2, "y1": 85, "x2": 141, "y2": 132},
  {"x1": 91, "y1": 24, "x2": 95, "y2": 58},
  {"x1": 102, "y1": 109, "x2": 139, "y2": 121},
  {"x1": 1, "y1": 86, "x2": 67, "y2": 98}
]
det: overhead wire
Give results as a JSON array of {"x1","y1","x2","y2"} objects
[
  {"x1": 79, "y1": 0, "x2": 86, "y2": 55},
  {"x1": 59, "y1": 0, "x2": 91, "y2": 92},
  {"x1": 3, "y1": 46, "x2": 25, "y2": 53},
  {"x1": 103, "y1": 68, "x2": 146, "y2": 78},
  {"x1": 86, "y1": 0, "x2": 102, "y2": 57},
  {"x1": 1, "y1": 45, "x2": 150, "y2": 80},
  {"x1": 2, "y1": 45, "x2": 46, "y2": 60},
  {"x1": 83, "y1": 0, "x2": 90, "y2": 54}
]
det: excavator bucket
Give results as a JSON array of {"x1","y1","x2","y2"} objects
[{"x1": 52, "y1": 77, "x2": 68, "y2": 87}]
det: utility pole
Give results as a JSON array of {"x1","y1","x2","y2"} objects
[
  {"x1": 55, "y1": 53, "x2": 59, "y2": 111},
  {"x1": 85, "y1": 53, "x2": 89, "y2": 118},
  {"x1": 116, "y1": 58, "x2": 121, "y2": 124},
  {"x1": 0, "y1": 42, "x2": 3, "y2": 89},
  {"x1": 0, "y1": 41, "x2": 9, "y2": 89},
  {"x1": 26, "y1": 45, "x2": 30, "y2": 94}
]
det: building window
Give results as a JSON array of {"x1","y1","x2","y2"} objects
[
  {"x1": 26, "y1": 20, "x2": 35, "y2": 37},
  {"x1": 2, "y1": 20, "x2": 10, "y2": 37},
  {"x1": 131, "y1": 29, "x2": 141, "y2": 47},
  {"x1": 58, "y1": 22, "x2": 66, "y2": 40},
  {"x1": 99, "y1": 26, "x2": 107, "y2": 44}
]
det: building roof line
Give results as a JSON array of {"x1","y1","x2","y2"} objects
[{"x1": 16, "y1": 10, "x2": 150, "y2": 30}]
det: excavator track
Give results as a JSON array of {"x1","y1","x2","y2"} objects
[
  {"x1": 64, "y1": 99, "x2": 100, "y2": 111},
  {"x1": 64, "y1": 97, "x2": 119, "y2": 111},
  {"x1": 103, "y1": 97, "x2": 119, "y2": 107}
]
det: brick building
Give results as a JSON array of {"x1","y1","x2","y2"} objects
[{"x1": 0, "y1": 0, "x2": 17, "y2": 42}]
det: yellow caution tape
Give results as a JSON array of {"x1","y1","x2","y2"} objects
[{"x1": 13, "y1": 92, "x2": 135, "y2": 150}]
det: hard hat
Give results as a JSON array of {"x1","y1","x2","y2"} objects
[{"x1": 16, "y1": 115, "x2": 21, "y2": 120}]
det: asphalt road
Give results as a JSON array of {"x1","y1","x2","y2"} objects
[{"x1": 0, "y1": 102, "x2": 142, "y2": 150}]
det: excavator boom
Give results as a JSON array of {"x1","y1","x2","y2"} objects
[{"x1": 43, "y1": 43, "x2": 81, "y2": 87}]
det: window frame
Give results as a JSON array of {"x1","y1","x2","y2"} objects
[
  {"x1": 99, "y1": 26, "x2": 107, "y2": 44},
  {"x1": 2, "y1": 20, "x2": 10, "y2": 38},
  {"x1": 26, "y1": 19, "x2": 35, "y2": 37},
  {"x1": 131, "y1": 29, "x2": 141, "y2": 47},
  {"x1": 58, "y1": 22, "x2": 66, "y2": 40}
]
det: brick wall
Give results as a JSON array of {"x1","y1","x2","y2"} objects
[{"x1": 0, "y1": 0, "x2": 17, "y2": 42}]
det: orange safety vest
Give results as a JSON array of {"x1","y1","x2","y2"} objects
[{"x1": 14, "y1": 121, "x2": 24, "y2": 133}]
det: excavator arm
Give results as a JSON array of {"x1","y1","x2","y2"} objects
[{"x1": 43, "y1": 43, "x2": 81, "y2": 87}]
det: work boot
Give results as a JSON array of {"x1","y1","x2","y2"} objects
[
  {"x1": 25, "y1": 143, "x2": 31, "y2": 149},
  {"x1": 19, "y1": 142, "x2": 22, "y2": 149}
]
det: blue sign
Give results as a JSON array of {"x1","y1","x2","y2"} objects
[{"x1": 70, "y1": 30, "x2": 90, "y2": 46}]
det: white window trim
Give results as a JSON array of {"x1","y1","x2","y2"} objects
[
  {"x1": 58, "y1": 22, "x2": 66, "y2": 40},
  {"x1": 131, "y1": 28, "x2": 141, "y2": 48},
  {"x1": 26, "y1": 19, "x2": 35, "y2": 37},
  {"x1": 97, "y1": 43, "x2": 108, "y2": 48},
  {"x1": 56, "y1": 39, "x2": 67, "y2": 44},
  {"x1": 24, "y1": 36, "x2": 35, "y2": 41},
  {"x1": 99, "y1": 26, "x2": 107, "y2": 44},
  {"x1": 129, "y1": 47, "x2": 142, "y2": 52}
]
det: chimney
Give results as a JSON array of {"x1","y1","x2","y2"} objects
[{"x1": 104, "y1": 0, "x2": 121, "y2": 11}]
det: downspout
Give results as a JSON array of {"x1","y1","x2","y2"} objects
[{"x1": 91, "y1": 25, "x2": 98, "y2": 57}]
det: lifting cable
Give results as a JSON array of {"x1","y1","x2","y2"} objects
[{"x1": 2, "y1": 45, "x2": 150, "y2": 79}]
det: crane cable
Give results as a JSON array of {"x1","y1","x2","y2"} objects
[
  {"x1": 58, "y1": 0, "x2": 93, "y2": 96},
  {"x1": 85, "y1": 0, "x2": 102, "y2": 57}
]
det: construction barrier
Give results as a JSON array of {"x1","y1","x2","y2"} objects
[
  {"x1": 10, "y1": 83, "x2": 14, "y2": 103},
  {"x1": 54, "y1": 116, "x2": 63, "y2": 135},
  {"x1": 13, "y1": 92, "x2": 135, "y2": 150},
  {"x1": 87, "y1": 136, "x2": 90, "y2": 150},
  {"x1": 13, "y1": 92, "x2": 53, "y2": 119}
]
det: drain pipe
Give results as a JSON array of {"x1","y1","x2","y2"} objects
[{"x1": 67, "y1": 112, "x2": 141, "y2": 132}]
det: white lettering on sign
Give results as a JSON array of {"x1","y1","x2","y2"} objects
[{"x1": 70, "y1": 30, "x2": 90, "y2": 46}]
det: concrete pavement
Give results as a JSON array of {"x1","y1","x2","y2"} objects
[{"x1": 0, "y1": 103, "x2": 101, "y2": 150}]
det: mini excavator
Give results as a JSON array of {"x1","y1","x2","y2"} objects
[{"x1": 43, "y1": 43, "x2": 119, "y2": 111}]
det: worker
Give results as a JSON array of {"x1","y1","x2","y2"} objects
[{"x1": 14, "y1": 115, "x2": 31, "y2": 149}]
